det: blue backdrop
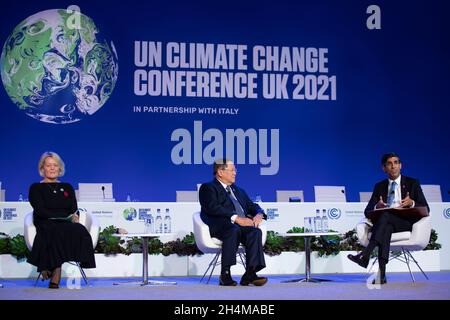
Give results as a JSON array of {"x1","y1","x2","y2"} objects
[{"x1": 1, "y1": 0, "x2": 449, "y2": 202}]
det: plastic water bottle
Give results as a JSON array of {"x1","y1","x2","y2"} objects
[
  {"x1": 155, "y1": 209, "x2": 163, "y2": 234},
  {"x1": 314, "y1": 209, "x2": 322, "y2": 232},
  {"x1": 126, "y1": 194, "x2": 131, "y2": 202},
  {"x1": 18, "y1": 193, "x2": 24, "y2": 202},
  {"x1": 164, "y1": 208, "x2": 171, "y2": 233},
  {"x1": 322, "y1": 209, "x2": 329, "y2": 232}
]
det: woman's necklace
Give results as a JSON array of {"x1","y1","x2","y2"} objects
[{"x1": 46, "y1": 183, "x2": 64, "y2": 194}]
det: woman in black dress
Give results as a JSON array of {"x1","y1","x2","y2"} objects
[{"x1": 27, "y1": 151, "x2": 96, "y2": 288}]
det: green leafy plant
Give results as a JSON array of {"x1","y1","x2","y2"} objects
[
  {"x1": 338, "y1": 229, "x2": 364, "y2": 252},
  {"x1": 263, "y1": 231, "x2": 286, "y2": 256},
  {"x1": 425, "y1": 229, "x2": 442, "y2": 250},
  {"x1": 95, "y1": 225, "x2": 121, "y2": 255},
  {"x1": 286, "y1": 226, "x2": 304, "y2": 233},
  {"x1": 148, "y1": 238, "x2": 163, "y2": 255},
  {"x1": 0, "y1": 225, "x2": 442, "y2": 260},
  {"x1": 284, "y1": 227, "x2": 305, "y2": 252},
  {"x1": 311, "y1": 231, "x2": 341, "y2": 257},
  {"x1": 162, "y1": 233, "x2": 202, "y2": 256},
  {"x1": 9, "y1": 234, "x2": 29, "y2": 260},
  {"x1": 122, "y1": 237, "x2": 142, "y2": 255},
  {"x1": 0, "y1": 234, "x2": 10, "y2": 254}
]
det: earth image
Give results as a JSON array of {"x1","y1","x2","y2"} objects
[
  {"x1": 0, "y1": 9, "x2": 118, "y2": 124},
  {"x1": 123, "y1": 208, "x2": 137, "y2": 221}
]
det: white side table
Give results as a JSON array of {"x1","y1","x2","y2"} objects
[
  {"x1": 280, "y1": 232, "x2": 340, "y2": 283},
  {"x1": 111, "y1": 233, "x2": 177, "y2": 286}
]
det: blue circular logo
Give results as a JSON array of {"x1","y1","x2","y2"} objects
[
  {"x1": 328, "y1": 208, "x2": 341, "y2": 219},
  {"x1": 443, "y1": 208, "x2": 450, "y2": 219}
]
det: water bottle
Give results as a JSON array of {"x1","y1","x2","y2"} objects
[
  {"x1": 126, "y1": 194, "x2": 131, "y2": 202},
  {"x1": 164, "y1": 208, "x2": 171, "y2": 233},
  {"x1": 18, "y1": 193, "x2": 24, "y2": 202},
  {"x1": 304, "y1": 217, "x2": 311, "y2": 233},
  {"x1": 322, "y1": 209, "x2": 329, "y2": 232},
  {"x1": 155, "y1": 209, "x2": 163, "y2": 234},
  {"x1": 314, "y1": 209, "x2": 322, "y2": 232}
]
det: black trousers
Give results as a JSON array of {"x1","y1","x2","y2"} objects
[
  {"x1": 370, "y1": 212, "x2": 419, "y2": 262},
  {"x1": 212, "y1": 223, "x2": 266, "y2": 272}
]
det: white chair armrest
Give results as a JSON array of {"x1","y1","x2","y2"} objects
[
  {"x1": 408, "y1": 216, "x2": 431, "y2": 249},
  {"x1": 258, "y1": 220, "x2": 267, "y2": 245},
  {"x1": 23, "y1": 212, "x2": 36, "y2": 251},
  {"x1": 193, "y1": 212, "x2": 222, "y2": 253},
  {"x1": 79, "y1": 211, "x2": 100, "y2": 249},
  {"x1": 356, "y1": 218, "x2": 371, "y2": 247}
]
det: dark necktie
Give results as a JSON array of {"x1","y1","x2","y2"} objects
[
  {"x1": 226, "y1": 186, "x2": 245, "y2": 217},
  {"x1": 387, "y1": 181, "x2": 397, "y2": 207}
]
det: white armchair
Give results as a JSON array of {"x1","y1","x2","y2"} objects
[
  {"x1": 192, "y1": 211, "x2": 267, "y2": 284},
  {"x1": 356, "y1": 215, "x2": 431, "y2": 282},
  {"x1": 24, "y1": 210, "x2": 100, "y2": 285}
]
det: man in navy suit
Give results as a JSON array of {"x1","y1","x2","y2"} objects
[
  {"x1": 199, "y1": 159, "x2": 268, "y2": 286},
  {"x1": 348, "y1": 152, "x2": 429, "y2": 284}
]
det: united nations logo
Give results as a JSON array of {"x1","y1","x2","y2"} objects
[
  {"x1": 0, "y1": 7, "x2": 118, "y2": 124},
  {"x1": 123, "y1": 208, "x2": 137, "y2": 221},
  {"x1": 328, "y1": 208, "x2": 341, "y2": 219},
  {"x1": 443, "y1": 208, "x2": 450, "y2": 219}
]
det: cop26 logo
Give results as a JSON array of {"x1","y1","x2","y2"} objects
[
  {"x1": 123, "y1": 208, "x2": 137, "y2": 221},
  {"x1": 443, "y1": 208, "x2": 450, "y2": 219},
  {"x1": 328, "y1": 208, "x2": 341, "y2": 219},
  {"x1": 0, "y1": 6, "x2": 118, "y2": 124}
]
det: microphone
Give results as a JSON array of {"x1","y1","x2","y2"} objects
[{"x1": 102, "y1": 186, "x2": 105, "y2": 199}]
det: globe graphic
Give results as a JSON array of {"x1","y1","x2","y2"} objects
[
  {"x1": 0, "y1": 9, "x2": 118, "y2": 124},
  {"x1": 123, "y1": 208, "x2": 137, "y2": 221}
]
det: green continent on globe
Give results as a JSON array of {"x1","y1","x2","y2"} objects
[{"x1": 0, "y1": 9, "x2": 118, "y2": 124}]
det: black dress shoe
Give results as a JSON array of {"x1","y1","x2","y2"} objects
[
  {"x1": 372, "y1": 275, "x2": 387, "y2": 285},
  {"x1": 240, "y1": 272, "x2": 268, "y2": 286},
  {"x1": 347, "y1": 253, "x2": 369, "y2": 268},
  {"x1": 219, "y1": 273, "x2": 237, "y2": 286}
]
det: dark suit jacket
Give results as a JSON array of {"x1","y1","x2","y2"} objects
[
  {"x1": 364, "y1": 175, "x2": 429, "y2": 219},
  {"x1": 199, "y1": 178, "x2": 266, "y2": 237}
]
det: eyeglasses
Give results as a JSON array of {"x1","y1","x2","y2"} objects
[{"x1": 221, "y1": 168, "x2": 237, "y2": 173}]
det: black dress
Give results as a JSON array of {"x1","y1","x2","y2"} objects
[{"x1": 27, "y1": 182, "x2": 96, "y2": 272}]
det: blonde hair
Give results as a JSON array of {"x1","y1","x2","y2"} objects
[{"x1": 38, "y1": 151, "x2": 65, "y2": 177}]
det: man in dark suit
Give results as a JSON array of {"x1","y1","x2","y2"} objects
[
  {"x1": 348, "y1": 152, "x2": 429, "y2": 284},
  {"x1": 199, "y1": 159, "x2": 268, "y2": 286}
]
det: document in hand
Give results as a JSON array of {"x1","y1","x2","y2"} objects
[{"x1": 366, "y1": 206, "x2": 429, "y2": 223}]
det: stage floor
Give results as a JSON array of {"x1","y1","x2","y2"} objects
[{"x1": 1, "y1": 272, "x2": 450, "y2": 300}]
